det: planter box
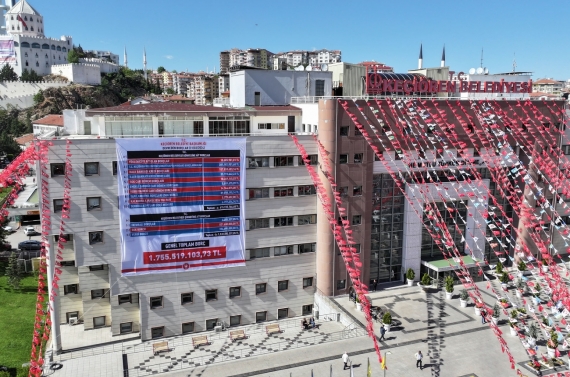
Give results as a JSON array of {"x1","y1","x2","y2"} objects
[
  {"x1": 475, "y1": 307, "x2": 481, "y2": 316},
  {"x1": 491, "y1": 317, "x2": 499, "y2": 325},
  {"x1": 460, "y1": 299, "x2": 468, "y2": 308},
  {"x1": 383, "y1": 324, "x2": 391, "y2": 332},
  {"x1": 510, "y1": 326, "x2": 518, "y2": 336},
  {"x1": 445, "y1": 291, "x2": 453, "y2": 300},
  {"x1": 407, "y1": 279, "x2": 414, "y2": 287}
]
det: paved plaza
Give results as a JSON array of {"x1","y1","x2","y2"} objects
[{"x1": 40, "y1": 265, "x2": 570, "y2": 377}]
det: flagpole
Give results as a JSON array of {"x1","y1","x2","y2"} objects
[{"x1": 383, "y1": 351, "x2": 392, "y2": 377}]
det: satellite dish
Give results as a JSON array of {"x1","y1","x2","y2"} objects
[
  {"x1": 476, "y1": 67, "x2": 484, "y2": 74},
  {"x1": 484, "y1": 67, "x2": 489, "y2": 74},
  {"x1": 306, "y1": 65, "x2": 313, "y2": 71},
  {"x1": 321, "y1": 63, "x2": 328, "y2": 71},
  {"x1": 469, "y1": 68, "x2": 476, "y2": 75}
]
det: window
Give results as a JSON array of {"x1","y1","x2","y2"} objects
[
  {"x1": 337, "y1": 279, "x2": 346, "y2": 290},
  {"x1": 89, "y1": 265, "x2": 104, "y2": 271},
  {"x1": 112, "y1": 161, "x2": 117, "y2": 175},
  {"x1": 53, "y1": 199, "x2": 63, "y2": 213},
  {"x1": 255, "y1": 311, "x2": 267, "y2": 323},
  {"x1": 88, "y1": 231, "x2": 103, "y2": 245},
  {"x1": 181, "y1": 292, "x2": 193, "y2": 305},
  {"x1": 353, "y1": 244, "x2": 361, "y2": 254},
  {"x1": 249, "y1": 188, "x2": 269, "y2": 199},
  {"x1": 205, "y1": 319, "x2": 218, "y2": 330},
  {"x1": 340, "y1": 126, "x2": 349, "y2": 136},
  {"x1": 298, "y1": 214, "x2": 317, "y2": 225},
  {"x1": 60, "y1": 261, "x2": 75, "y2": 267},
  {"x1": 338, "y1": 216, "x2": 347, "y2": 225},
  {"x1": 250, "y1": 247, "x2": 270, "y2": 259},
  {"x1": 118, "y1": 294, "x2": 131, "y2": 304},
  {"x1": 303, "y1": 277, "x2": 314, "y2": 288},
  {"x1": 274, "y1": 217, "x2": 293, "y2": 227},
  {"x1": 229, "y1": 286, "x2": 241, "y2": 298},
  {"x1": 299, "y1": 243, "x2": 316, "y2": 254},
  {"x1": 274, "y1": 245, "x2": 293, "y2": 256},
  {"x1": 352, "y1": 215, "x2": 362, "y2": 225},
  {"x1": 249, "y1": 218, "x2": 269, "y2": 230},
  {"x1": 86, "y1": 197, "x2": 101, "y2": 211},
  {"x1": 248, "y1": 157, "x2": 269, "y2": 168},
  {"x1": 354, "y1": 127, "x2": 362, "y2": 136},
  {"x1": 274, "y1": 156, "x2": 295, "y2": 166},
  {"x1": 93, "y1": 316, "x2": 106, "y2": 328},
  {"x1": 120, "y1": 322, "x2": 133, "y2": 334},
  {"x1": 150, "y1": 296, "x2": 163, "y2": 309},
  {"x1": 353, "y1": 186, "x2": 363, "y2": 196},
  {"x1": 205, "y1": 289, "x2": 217, "y2": 301},
  {"x1": 182, "y1": 322, "x2": 194, "y2": 334},
  {"x1": 278, "y1": 280, "x2": 289, "y2": 292},
  {"x1": 315, "y1": 79, "x2": 325, "y2": 96},
  {"x1": 151, "y1": 326, "x2": 164, "y2": 339},
  {"x1": 50, "y1": 163, "x2": 65, "y2": 177},
  {"x1": 339, "y1": 154, "x2": 348, "y2": 164},
  {"x1": 339, "y1": 187, "x2": 348, "y2": 197},
  {"x1": 255, "y1": 283, "x2": 267, "y2": 295},
  {"x1": 302, "y1": 304, "x2": 313, "y2": 315},
  {"x1": 395, "y1": 149, "x2": 402, "y2": 160},
  {"x1": 91, "y1": 289, "x2": 105, "y2": 299},
  {"x1": 84, "y1": 162, "x2": 99, "y2": 176},
  {"x1": 299, "y1": 185, "x2": 316, "y2": 196},
  {"x1": 278, "y1": 308, "x2": 289, "y2": 319},
  {"x1": 229, "y1": 315, "x2": 241, "y2": 327},
  {"x1": 258, "y1": 123, "x2": 285, "y2": 130},
  {"x1": 64, "y1": 284, "x2": 78, "y2": 295},
  {"x1": 563, "y1": 145, "x2": 570, "y2": 155},
  {"x1": 299, "y1": 155, "x2": 318, "y2": 165},
  {"x1": 354, "y1": 153, "x2": 363, "y2": 163},
  {"x1": 274, "y1": 187, "x2": 294, "y2": 197}
]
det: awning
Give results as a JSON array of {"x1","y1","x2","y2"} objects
[{"x1": 421, "y1": 255, "x2": 486, "y2": 272}]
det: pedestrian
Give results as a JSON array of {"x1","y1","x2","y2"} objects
[
  {"x1": 415, "y1": 350, "x2": 423, "y2": 369},
  {"x1": 372, "y1": 279, "x2": 377, "y2": 292},
  {"x1": 379, "y1": 325, "x2": 386, "y2": 341},
  {"x1": 342, "y1": 351, "x2": 350, "y2": 370},
  {"x1": 309, "y1": 317, "x2": 315, "y2": 328},
  {"x1": 481, "y1": 308, "x2": 486, "y2": 324}
]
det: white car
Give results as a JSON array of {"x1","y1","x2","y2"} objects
[
  {"x1": 24, "y1": 226, "x2": 37, "y2": 236},
  {"x1": 3, "y1": 226, "x2": 14, "y2": 233}
]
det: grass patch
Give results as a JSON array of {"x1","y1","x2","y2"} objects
[
  {"x1": 0, "y1": 186, "x2": 13, "y2": 206},
  {"x1": 0, "y1": 262, "x2": 37, "y2": 370}
]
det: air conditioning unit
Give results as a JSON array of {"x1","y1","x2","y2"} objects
[
  {"x1": 214, "y1": 325, "x2": 222, "y2": 333},
  {"x1": 68, "y1": 318, "x2": 78, "y2": 326}
]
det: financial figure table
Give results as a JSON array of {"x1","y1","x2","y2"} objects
[{"x1": 124, "y1": 150, "x2": 241, "y2": 210}]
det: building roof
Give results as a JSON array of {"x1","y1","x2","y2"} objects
[
  {"x1": 32, "y1": 114, "x2": 63, "y2": 127},
  {"x1": 86, "y1": 102, "x2": 236, "y2": 116},
  {"x1": 533, "y1": 79, "x2": 560, "y2": 85},
  {"x1": 14, "y1": 133, "x2": 34, "y2": 145},
  {"x1": 8, "y1": 0, "x2": 41, "y2": 15},
  {"x1": 250, "y1": 106, "x2": 301, "y2": 111},
  {"x1": 166, "y1": 95, "x2": 192, "y2": 102}
]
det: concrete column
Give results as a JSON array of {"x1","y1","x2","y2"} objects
[{"x1": 316, "y1": 99, "x2": 336, "y2": 296}]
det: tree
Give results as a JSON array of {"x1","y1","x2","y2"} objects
[
  {"x1": 67, "y1": 48, "x2": 80, "y2": 64},
  {"x1": 5, "y1": 251, "x2": 23, "y2": 289},
  {"x1": 21, "y1": 69, "x2": 42, "y2": 82},
  {"x1": 33, "y1": 89, "x2": 44, "y2": 105},
  {"x1": 157, "y1": 66, "x2": 166, "y2": 73},
  {"x1": 171, "y1": 69, "x2": 177, "y2": 74},
  {"x1": 0, "y1": 133, "x2": 22, "y2": 157},
  {"x1": 166, "y1": 88, "x2": 175, "y2": 95},
  {"x1": 0, "y1": 63, "x2": 18, "y2": 81}
]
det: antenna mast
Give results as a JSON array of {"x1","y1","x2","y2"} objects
[{"x1": 480, "y1": 48, "x2": 483, "y2": 68}]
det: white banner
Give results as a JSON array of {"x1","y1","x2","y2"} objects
[{"x1": 117, "y1": 137, "x2": 246, "y2": 276}]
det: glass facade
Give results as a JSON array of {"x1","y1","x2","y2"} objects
[
  {"x1": 105, "y1": 116, "x2": 153, "y2": 136},
  {"x1": 370, "y1": 174, "x2": 404, "y2": 284},
  {"x1": 158, "y1": 116, "x2": 204, "y2": 136},
  {"x1": 421, "y1": 201, "x2": 467, "y2": 259},
  {"x1": 209, "y1": 116, "x2": 250, "y2": 135}
]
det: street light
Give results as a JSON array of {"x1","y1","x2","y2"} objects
[{"x1": 383, "y1": 351, "x2": 392, "y2": 377}]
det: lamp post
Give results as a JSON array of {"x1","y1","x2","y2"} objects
[{"x1": 383, "y1": 351, "x2": 392, "y2": 377}]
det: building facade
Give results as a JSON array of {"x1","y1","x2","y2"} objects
[{"x1": 83, "y1": 50, "x2": 119, "y2": 65}]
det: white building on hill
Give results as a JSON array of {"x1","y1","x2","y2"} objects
[{"x1": 0, "y1": 0, "x2": 72, "y2": 76}]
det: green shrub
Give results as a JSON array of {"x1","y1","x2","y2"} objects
[
  {"x1": 500, "y1": 272, "x2": 509, "y2": 284},
  {"x1": 492, "y1": 304, "x2": 501, "y2": 318},
  {"x1": 420, "y1": 273, "x2": 431, "y2": 286},
  {"x1": 459, "y1": 289, "x2": 469, "y2": 301},
  {"x1": 517, "y1": 261, "x2": 526, "y2": 271},
  {"x1": 406, "y1": 268, "x2": 415, "y2": 281},
  {"x1": 0, "y1": 371, "x2": 11, "y2": 377},
  {"x1": 496, "y1": 261, "x2": 503, "y2": 274},
  {"x1": 444, "y1": 276, "x2": 454, "y2": 293},
  {"x1": 382, "y1": 312, "x2": 392, "y2": 325}
]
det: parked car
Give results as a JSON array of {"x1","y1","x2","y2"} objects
[
  {"x1": 3, "y1": 226, "x2": 15, "y2": 233},
  {"x1": 18, "y1": 240, "x2": 41, "y2": 250},
  {"x1": 24, "y1": 226, "x2": 38, "y2": 236}
]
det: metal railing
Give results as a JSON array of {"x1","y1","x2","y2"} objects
[
  {"x1": 125, "y1": 327, "x2": 366, "y2": 377},
  {"x1": 39, "y1": 131, "x2": 317, "y2": 140},
  {"x1": 290, "y1": 95, "x2": 563, "y2": 104}
]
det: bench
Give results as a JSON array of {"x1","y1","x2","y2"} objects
[
  {"x1": 229, "y1": 329, "x2": 247, "y2": 342},
  {"x1": 152, "y1": 341, "x2": 169, "y2": 356},
  {"x1": 192, "y1": 335, "x2": 209, "y2": 349},
  {"x1": 266, "y1": 323, "x2": 282, "y2": 335}
]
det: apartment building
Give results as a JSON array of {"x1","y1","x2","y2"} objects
[
  {"x1": 188, "y1": 75, "x2": 218, "y2": 105},
  {"x1": 273, "y1": 49, "x2": 342, "y2": 70},
  {"x1": 532, "y1": 78, "x2": 565, "y2": 97},
  {"x1": 172, "y1": 73, "x2": 195, "y2": 96}
]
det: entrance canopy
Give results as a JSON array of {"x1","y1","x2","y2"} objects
[{"x1": 421, "y1": 255, "x2": 485, "y2": 272}]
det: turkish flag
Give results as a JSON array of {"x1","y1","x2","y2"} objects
[{"x1": 17, "y1": 15, "x2": 27, "y2": 28}]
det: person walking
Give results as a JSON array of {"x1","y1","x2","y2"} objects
[
  {"x1": 379, "y1": 325, "x2": 386, "y2": 341},
  {"x1": 372, "y1": 279, "x2": 377, "y2": 292},
  {"x1": 481, "y1": 308, "x2": 487, "y2": 324},
  {"x1": 342, "y1": 351, "x2": 350, "y2": 370},
  {"x1": 415, "y1": 350, "x2": 423, "y2": 369}
]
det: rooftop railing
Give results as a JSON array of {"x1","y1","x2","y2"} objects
[{"x1": 290, "y1": 95, "x2": 561, "y2": 104}]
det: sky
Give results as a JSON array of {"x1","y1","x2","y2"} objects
[{"x1": 37, "y1": 0, "x2": 569, "y2": 80}]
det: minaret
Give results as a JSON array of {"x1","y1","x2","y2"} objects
[
  {"x1": 418, "y1": 43, "x2": 423, "y2": 69},
  {"x1": 124, "y1": 46, "x2": 128, "y2": 68},
  {"x1": 441, "y1": 45, "x2": 446, "y2": 67},
  {"x1": 143, "y1": 47, "x2": 147, "y2": 80}
]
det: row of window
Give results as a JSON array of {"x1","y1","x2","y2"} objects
[
  {"x1": 148, "y1": 279, "x2": 313, "y2": 309},
  {"x1": 248, "y1": 215, "x2": 317, "y2": 230},
  {"x1": 248, "y1": 185, "x2": 316, "y2": 199},
  {"x1": 247, "y1": 155, "x2": 317, "y2": 168},
  {"x1": 12, "y1": 25, "x2": 43, "y2": 32},
  {"x1": 51, "y1": 162, "x2": 117, "y2": 177},
  {"x1": 339, "y1": 153, "x2": 364, "y2": 164},
  {"x1": 248, "y1": 243, "x2": 316, "y2": 258},
  {"x1": 146, "y1": 304, "x2": 315, "y2": 338},
  {"x1": 53, "y1": 197, "x2": 101, "y2": 212},
  {"x1": 18, "y1": 42, "x2": 66, "y2": 52},
  {"x1": 258, "y1": 123, "x2": 285, "y2": 130},
  {"x1": 11, "y1": 15, "x2": 42, "y2": 22}
]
